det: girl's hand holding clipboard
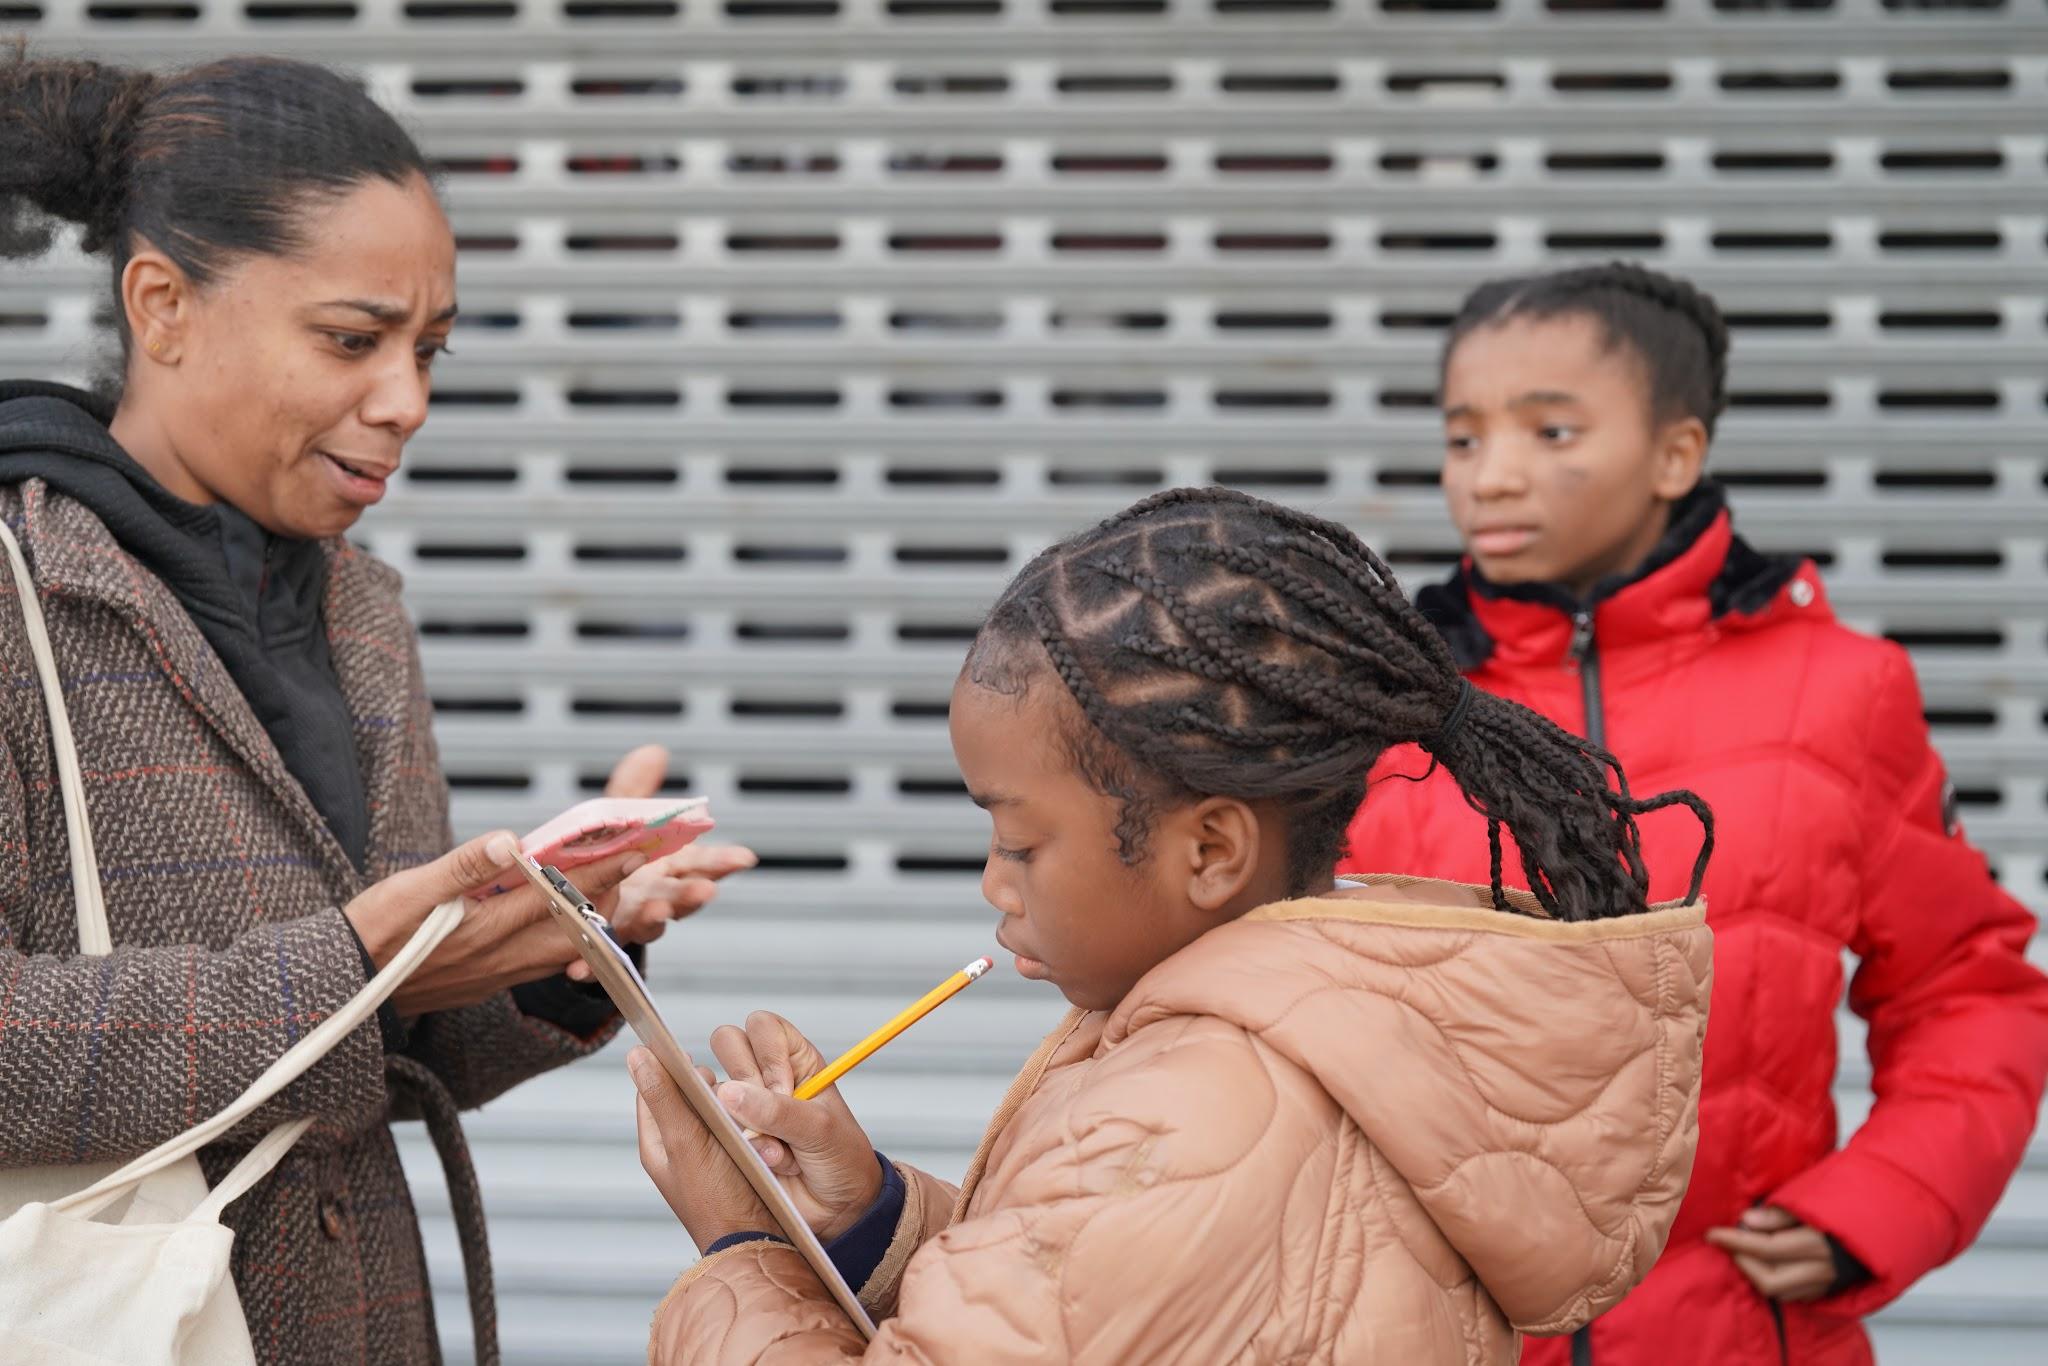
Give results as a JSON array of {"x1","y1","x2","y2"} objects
[
  {"x1": 629, "y1": 1014, "x2": 891, "y2": 1248},
  {"x1": 628, "y1": 1046, "x2": 783, "y2": 1251},
  {"x1": 705, "y1": 1015, "x2": 887, "y2": 1242}
]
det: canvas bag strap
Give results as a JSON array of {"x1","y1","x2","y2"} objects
[
  {"x1": 0, "y1": 508, "x2": 466, "y2": 1219},
  {"x1": 0, "y1": 511, "x2": 110, "y2": 954},
  {"x1": 190, "y1": 1117, "x2": 318, "y2": 1223},
  {"x1": 57, "y1": 893, "x2": 464, "y2": 1217}
]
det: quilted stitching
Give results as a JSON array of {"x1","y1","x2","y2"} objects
[{"x1": 654, "y1": 881, "x2": 1708, "y2": 1363}]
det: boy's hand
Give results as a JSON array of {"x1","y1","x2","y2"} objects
[
  {"x1": 710, "y1": 1012, "x2": 884, "y2": 1241},
  {"x1": 629, "y1": 1046, "x2": 775, "y2": 1250},
  {"x1": 1705, "y1": 1206, "x2": 1837, "y2": 1302}
]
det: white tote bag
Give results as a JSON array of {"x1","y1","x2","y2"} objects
[{"x1": 0, "y1": 516, "x2": 464, "y2": 1365}]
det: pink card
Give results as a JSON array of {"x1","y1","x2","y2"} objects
[{"x1": 470, "y1": 797, "x2": 714, "y2": 898}]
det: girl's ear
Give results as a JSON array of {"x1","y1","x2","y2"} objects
[
  {"x1": 1181, "y1": 797, "x2": 1263, "y2": 917},
  {"x1": 1650, "y1": 415, "x2": 1709, "y2": 501}
]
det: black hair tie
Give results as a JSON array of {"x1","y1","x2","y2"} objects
[{"x1": 1424, "y1": 680, "x2": 1476, "y2": 755}]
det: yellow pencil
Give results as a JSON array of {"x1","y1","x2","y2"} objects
[{"x1": 740, "y1": 956, "x2": 994, "y2": 1139}]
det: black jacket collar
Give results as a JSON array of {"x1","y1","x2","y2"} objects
[
  {"x1": 1417, "y1": 482, "x2": 1803, "y2": 672},
  {"x1": 0, "y1": 380, "x2": 369, "y2": 867}
]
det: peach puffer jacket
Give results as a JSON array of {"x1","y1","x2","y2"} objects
[{"x1": 652, "y1": 877, "x2": 1712, "y2": 1364}]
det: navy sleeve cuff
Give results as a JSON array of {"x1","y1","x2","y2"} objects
[
  {"x1": 704, "y1": 1230, "x2": 789, "y2": 1256},
  {"x1": 510, "y1": 937, "x2": 644, "y2": 1038},
  {"x1": 340, "y1": 911, "x2": 410, "y2": 1054},
  {"x1": 823, "y1": 1151, "x2": 905, "y2": 1290}
]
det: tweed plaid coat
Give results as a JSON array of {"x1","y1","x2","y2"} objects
[{"x1": 0, "y1": 478, "x2": 613, "y2": 1364}]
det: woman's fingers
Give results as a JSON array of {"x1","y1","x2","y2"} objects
[
  {"x1": 609, "y1": 876, "x2": 712, "y2": 942},
  {"x1": 437, "y1": 830, "x2": 523, "y2": 899},
  {"x1": 605, "y1": 744, "x2": 671, "y2": 799},
  {"x1": 661, "y1": 844, "x2": 759, "y2": 880},
  {"x1": 391, "y1": 828, "x2": 521, "y2": 912}
]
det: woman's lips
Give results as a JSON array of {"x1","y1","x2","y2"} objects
[
  {"x1": 1469, "y1": 526, "x2": 1538, "y2": 557},
  {"x1": 319, "y1": 451, "x2": 393, "y2": 506}
]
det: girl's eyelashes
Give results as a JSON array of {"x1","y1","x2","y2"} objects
[{"x1": 992, "y1": 842, "x2": 1035, "y2": 865}]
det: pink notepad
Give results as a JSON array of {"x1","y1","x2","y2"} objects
[{"x1": 470, "y1": 797, "x2": 714, "y2": 898}]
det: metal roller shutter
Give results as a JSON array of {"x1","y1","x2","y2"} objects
[{"x1": 5, "y1": 0, "x2": 2045, "y2": 1360}]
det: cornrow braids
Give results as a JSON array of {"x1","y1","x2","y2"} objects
[
  {"x1": 1443, "y1": 260, "x2": 1729, "y2": 438},
  {"x1": 966, "y1": 487, "x2": 1714, "y2": 917}
]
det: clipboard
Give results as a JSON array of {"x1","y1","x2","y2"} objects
[{"x1": 511, "y1": 851, "x2": 879, "y2": 1339}]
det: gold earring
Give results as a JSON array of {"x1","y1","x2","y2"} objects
[{"x1": 147, "y1": 339, "x2": 163, "y2": 356}]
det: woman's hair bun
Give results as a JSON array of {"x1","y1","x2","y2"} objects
[{"x1": 2, "y1": 46, "x2": 159, "y2": 258}]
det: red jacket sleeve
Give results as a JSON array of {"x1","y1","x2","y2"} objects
[{"x1": 1770, "y1": 646, "x2": 2048, "y2": 1315}]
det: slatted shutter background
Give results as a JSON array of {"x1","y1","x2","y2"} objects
[{"x1": 5, "y1": 1, "x2": 2047, "y2": 1360}]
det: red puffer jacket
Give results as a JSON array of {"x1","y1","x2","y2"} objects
[{"x1": 1341, "y1": 485, "x2": 2048, "y2": 1366}]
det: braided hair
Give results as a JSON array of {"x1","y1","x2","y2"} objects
[
  {"x1": 1443, "y1": 260, "x2": 1729, "y2": 438},
  {"x1": 966, "y1": 487, "x2": 1714, "y2": 920}
]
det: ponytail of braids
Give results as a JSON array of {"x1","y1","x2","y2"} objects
[{"x1": 970, "y1": 486, "x2": 1715, "y2": 919}]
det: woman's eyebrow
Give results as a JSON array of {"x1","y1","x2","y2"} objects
[
  {"x1": 316, "y1": 298, "x2": 460, "y2": 324},
  {"x1": 969, "y1": 788, "x2": 1022, "y2": 811}
]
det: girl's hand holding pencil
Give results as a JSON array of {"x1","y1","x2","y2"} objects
[
  {"x1": 706, "y1": 1012, "x2": 889, "y2": 1241},
  {"x1": 631, "y1": 957, "x2": 995, "y2": 1249}
]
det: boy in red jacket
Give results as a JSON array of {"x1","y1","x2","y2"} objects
[{"x1": 1342, "y1": 262, "x2": 2048, "y2": 1365}]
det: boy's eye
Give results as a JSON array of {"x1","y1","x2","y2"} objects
[
  {"x1": 1539, "y1": 424, "x2": 1579, "y2": 443},
  {"x1": 1444, "y1": 433, "x2": 1477, "y2": 454}
]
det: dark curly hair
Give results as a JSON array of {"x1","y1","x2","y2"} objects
[
  {"x1": 2, "y1": 43, "x2": 432, "y2": 372},
  {"x1": 1442, "y1": 260, "x2": 1729, "y2": 438},
  {"x1": 966, "y1": 487, "x2": 1714, "y2": 918}
]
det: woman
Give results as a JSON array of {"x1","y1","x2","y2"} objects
[
  {"x1": 0, "y1": 51, "x2": 752, "y2": 1364},
  {"x1": 1342, "y1": 262, "x2": 2048, "y2": 1364}
]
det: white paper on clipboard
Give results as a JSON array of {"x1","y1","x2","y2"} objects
[{"x1": 512, "y1": 852, "x2": 878, "y2": 1339}]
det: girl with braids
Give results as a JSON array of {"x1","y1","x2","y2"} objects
[
  {"x1": 630, "y1": 487, "x2": 1715, "y2": 1364},
  {"x1": 1344, "y1": 262, "x2": 2048, "y2": 1366}
]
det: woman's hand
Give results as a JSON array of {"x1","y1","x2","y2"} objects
[
  {"x1": 343, "y1": 831, "x2": 647, "y2": 1018},
  {"x1": 569, "y1": 843, "x2": 758, "y2": 983},
  {"x1": 709, "y1": 1012, "x2": 883, "y2": 1241},
  {"x1": 1705, "y1": 1206, "x2": 1839, "y2": 1302},
  {"x1": 610, "y1": 844, "x2": 761, "y2": 946},
  {"x1": 566, "y1": 745, "x2": 758, "y2": 982},
  {"x1": 629, "y1": 1046, "x2": 777, "y2": 1251}
]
